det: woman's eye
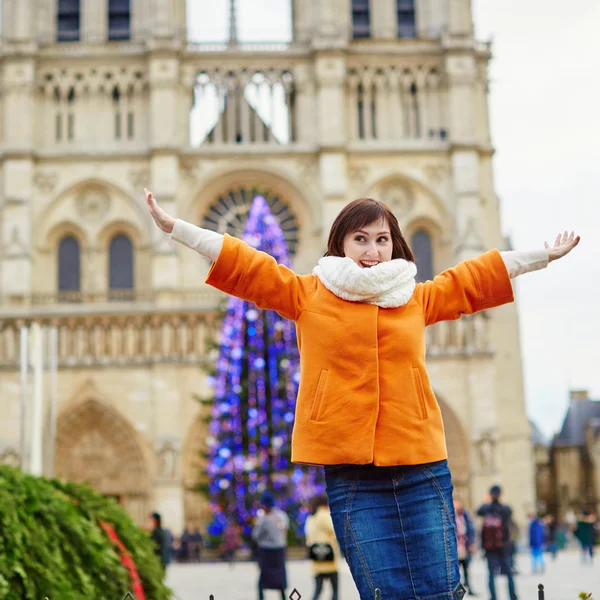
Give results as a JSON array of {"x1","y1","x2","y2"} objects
[
  {"x1": 355, "y1": 236, "x2": 365, "y2": 242},
  {"x1": 378, "y1": 237, "x2": 389, "y2": 243}
]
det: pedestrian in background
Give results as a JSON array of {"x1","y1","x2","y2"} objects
[
  {"x1": 221, "y1": 519, "x2": 243, "y2": 568},
  {"x1": 149, "y1": 512, "x2": 169, "y2": 572},
  {"x1": 252, "y1": 491, "x2": 289, "y2": 600},
  {"x1": 477, "y1": 485, "x2": 518, "y2": 600},
  {"x1": 305, "y1": 494, "x2": 340, "y2": 600},
  {"x1": 453, "y1": 497, "x2": 477, "y2": 596},
  {"x1": 528, "y1": 514, "x2": 546, "y2": 574},
  {"x1": 543, "y1": 514, "x2": 558, "y2": 560},
  {"x1": 575, "y1": 510, "x2": 596, "y2": 564}
]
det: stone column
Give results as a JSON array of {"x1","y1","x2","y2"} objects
[
  {"x1": 1, "y1": 58, "x2": 36, "y2": 298},
  {"x1": 82, "y1": 0, "x2": 108, "y2": 44},
  {"x1": 292, "y1": 0, "x2": 314, "y2": 44},
  {"x1": 314, "y1": 52, "x2": 348, "y2": 244},
  {"x1": 2, "y1": 0, "x2": 36, "y2": 44},
  {"x1": 370, "y1": 0, "x2": 396, "y2": 39},
  {"x1": 448, "y1": 0, "x2": 474, "y2": 37},
  {"x1": 312, "y1": 0, "x2": 350, "y2": 49},
  {"x1": 148, "y1": 54, "x2": 183, "y2": 294},
  {"x1": 443, "y1": 50, "x2": 483, "y2": 262}
]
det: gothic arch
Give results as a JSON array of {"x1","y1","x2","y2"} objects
[
  {"x1": 45, "y1": 220, "x2": 89, "y2": 250},
  {"x1": 363, "y1": 172, "x2": 450, "y2": 234},
  {"x1": 35, "y1": 178, "x2": 153, "y2": 253},
  {"x1": 436, "y1": 394, "x2": 472, "y2": 504},
  {"x1": 54, "y1": 394, "x2": 151, "y2": 525},
  {"x1": 183, "y1": 165, "x2": 322, "y2": 238}
]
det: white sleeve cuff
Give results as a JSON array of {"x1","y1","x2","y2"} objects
[
  {"x1": 170, "y1": 219, "x2": 224, "y2": 260},
  {"x1": 501, "y1": 249, "x2": 549, "y2": 279}
]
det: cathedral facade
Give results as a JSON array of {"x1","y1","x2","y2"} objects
[{"x1": 0, "y1": 0, "x2": 536, "y2": 533}]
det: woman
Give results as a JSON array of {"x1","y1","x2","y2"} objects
[
  {"x1": 453, "y1": 497, "x2": 476, "y2": 596},
  {"x1": 252, "y1": 491, "x2": 289, "y2": 600},
  {"x1": 305, "y1": 494, "x2": 341, "y2": 600},
  {"x1": 145, "y1": 188, "x2": 579, "y2": 599}
]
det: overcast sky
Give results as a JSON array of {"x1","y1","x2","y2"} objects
[{"x1": 187, "y1": 0, "x2": 600, "y2": 437}]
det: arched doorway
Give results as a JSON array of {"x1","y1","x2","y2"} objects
[
  {"x1": 438, "y1": 398, "x2": 472, "y2": 505},
  {"x1": 54, "y1": 399, "x2": 151, "y2": 525}
]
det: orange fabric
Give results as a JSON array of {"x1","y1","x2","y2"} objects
[{"x1": 206, "y1": 234, "x2": 514, "y2": 467}]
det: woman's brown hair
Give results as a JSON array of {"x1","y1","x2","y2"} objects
[{"x1": 325, "y1": 198, "x2": 415, "y2": 262}]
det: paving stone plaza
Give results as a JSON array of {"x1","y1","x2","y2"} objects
[{"x1": 166, "y1": 549, "x2": 598, "y2": 600}]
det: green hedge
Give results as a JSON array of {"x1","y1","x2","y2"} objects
[{"x1": 0, "y1": 465, "x2": 171, "y2": 600}]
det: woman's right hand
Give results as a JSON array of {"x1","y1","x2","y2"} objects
[{"x1": 145, "y1": 188, "x2": 175, "y2": 234}]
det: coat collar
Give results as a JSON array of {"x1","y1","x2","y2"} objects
[{"x1": 312, "y1": 256, "x2": 417, "y2": 308}]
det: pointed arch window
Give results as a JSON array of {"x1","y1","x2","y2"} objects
[
  {"x1": 352, "y1": 0, "x2": 371, "y2": 39},
  {"x1": 411, "y1": 230, "x2": 433, "y2": 282},
  {"x1": 108, "y1": 0, "x2": 131, "y2": 41},
  {"x1": 57, "y1": 0, "x2": 81, "y2": 42},
  {"x1": 58, "y1": 235, "x2": 81, "y2": 299},
  {"x1": 396, "y1": 0, "x2": 416, "y2": 38},
  {"x1": 109, "y1": 234, "x2": 134, "y2": 297}
]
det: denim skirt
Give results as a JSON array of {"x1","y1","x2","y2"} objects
[{"x1": 324, "y1": 459, "x2": 461, "y2": 600}]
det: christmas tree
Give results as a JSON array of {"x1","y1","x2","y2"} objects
[{"x1": 203, "y1": 195, "x2": 324, "y2": 543}]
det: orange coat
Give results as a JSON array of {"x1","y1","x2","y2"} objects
[{"x1": 206, "y1": 234, "x2": 514, "y2": 467}]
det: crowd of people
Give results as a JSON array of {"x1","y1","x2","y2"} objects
[{"x1": 147, "y1": 487, "x2": 598, "y2": 600}]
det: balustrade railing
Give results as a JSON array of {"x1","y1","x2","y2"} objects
[
  {"x1": 0, "y1": 311, "x2": 219, "y2": 368},
  {"x1": 0, "y1": 305, "x2": 491, "y2": 369},
  {"x1": 346, "y1": 64, "x2": 447, "y2": 142},
  {"x1": 188, "y1": 67, "x2": 297, "y2": 147}
]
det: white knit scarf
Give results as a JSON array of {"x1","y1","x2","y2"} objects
[{"x1": 312, "y1": 256, "x2": 417, "y2": 308}]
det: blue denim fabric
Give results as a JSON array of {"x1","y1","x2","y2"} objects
[{"x1": 324, "y1": 460, "x2": 460, "y2": 600}]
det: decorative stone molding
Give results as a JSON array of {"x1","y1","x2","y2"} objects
[
  {"x1": 296, "y1": 158, "x2": 318, "y2": 181},
  {"x1": 474, "y1": 432, "x2": 496, "y2": 474},
  {"x1": 128, "y1": 168, "x2": 150, "y2": 190},
  {"x1": 76, "y1": 187, "x2": 111, "y2": 223},
  {"x1": 180, "y1": 159, "x2": 202, "y2": 182},
  {"x1": 376, "y1": 181, "x2": 415, "y2": 217},
  {"x1": 348, "y1": 162, "x2": 369, "y2": 186},
  {"x1": 155, "y1": 438, "x2": 181, "y2": 480},
  {"x1": 33, "y1": 171, "x2": 58, "y2": 193},
  {"x1": 422, "y1": 162, "x2": 450, "y2": 185}
]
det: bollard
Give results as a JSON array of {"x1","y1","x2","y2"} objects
[{"x1": 538, "y1": 584, "x2": 545, "y2": 600}]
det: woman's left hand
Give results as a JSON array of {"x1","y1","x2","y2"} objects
[{"x1": 545, "y1": 231, "x2": 580, "y2": 263}]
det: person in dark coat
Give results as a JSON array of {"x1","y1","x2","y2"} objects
[
  {"x1": 477, "y1": 485, "x2": 518, "y2": 600},
  {"x1": 149, "y1": 512, "x2": 168, "y2": 571},
  {"x1": 252, "y1": 491, "x2": 289, "y2": 600},
  {"x1": 575, "y1": 510, "x2": 596, "y2": 564}
]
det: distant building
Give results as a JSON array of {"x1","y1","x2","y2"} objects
[{"x1": 534, "y1": 390, "x2": 600, "y2": 518}]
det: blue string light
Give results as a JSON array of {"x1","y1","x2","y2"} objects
[{"x1": 205, "y1": 196, "x2": 325, "y2": 540}]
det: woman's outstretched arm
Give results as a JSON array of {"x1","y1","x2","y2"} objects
[
  {"x1": 145, "y1": 188, "x2": 224, "y2": 259},
  {"x1": 501, "y1": 231, "x2": 580, "y2": 278},
  {"x1": 144, "y1": 188, "x2": 316, "y2": 321},
  {"x1": 417, "y1": 231, "x2": 580, "y2": 325}
]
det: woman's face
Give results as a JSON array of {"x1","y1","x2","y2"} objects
[{"x1": 342, "y1": 218, "x2": 393, "y2": 268}]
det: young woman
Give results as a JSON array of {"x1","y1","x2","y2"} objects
[
  {"x1": 145, "y1": 188, "x2": 579, "y2": 599},
  {"x1": 305, "y1": 494, "x2": 341, "y2": 600}
]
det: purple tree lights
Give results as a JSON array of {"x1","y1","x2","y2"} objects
[{"x1": 205, "y1": 196, "x2": 324, "y2": 542}]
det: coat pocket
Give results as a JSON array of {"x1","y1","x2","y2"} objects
[
  {"x1": 412, "y1": 368, "x2": 428, "y2": 420},
  {"x1": 310, "y1": 369, "x2": 329, "y2": 421}
]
